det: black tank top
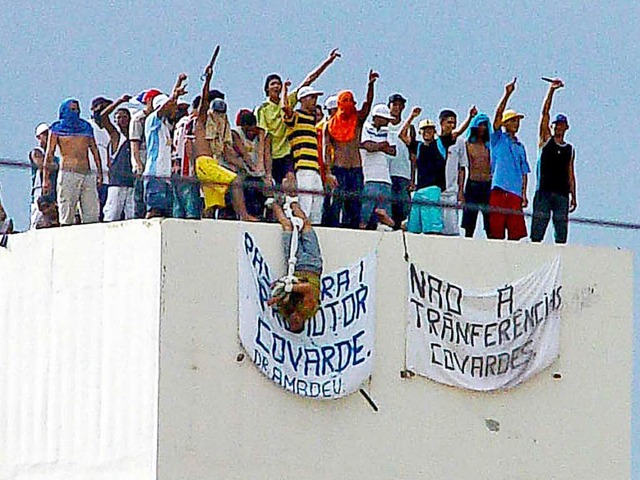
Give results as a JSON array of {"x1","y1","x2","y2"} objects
[{"x1": 539, "y1": 138, "x2": 572, "y2": 194}]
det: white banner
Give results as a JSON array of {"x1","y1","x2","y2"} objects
[
  {"x1": 406, "y1": 257, "x2": 562, "y2": 391},
  {"x1": 239, "y1": 231, "x2": 377, "y2": 399}
]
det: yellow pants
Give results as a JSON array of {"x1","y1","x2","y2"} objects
[{"x1": 195, "y1": 155, "x2": 237, "y2": 209}]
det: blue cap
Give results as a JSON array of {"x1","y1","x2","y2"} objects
[{"x1": 552, "y1": 114, "x2": 568, "y2": 124}]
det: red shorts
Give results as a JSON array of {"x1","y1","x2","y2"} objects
[{"x1": 488, "y1": 188, "x2": 527, "y2": 240}]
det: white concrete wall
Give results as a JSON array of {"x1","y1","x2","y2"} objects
[
  {"x1": 0, "y1": 221, "x2": 162, "y2": 480},
  {"x1": 0, "y1": 219, "x2": 632, "y2": 479},
  {"x1": 157, "y1": 220, "x2": 633, "y2": 480}
]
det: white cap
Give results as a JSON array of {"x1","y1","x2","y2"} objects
[
  {"x1": 152, "y1": 94, "x2": 170, "y2": 111},
  {"x1": 34, "y1": 123, "x2": 49, "y2": 136},
  {"x1": 371, "y1": 104, "x2": 394, "y2": 120},
  {"x1": 297, "y1": 86, "x2": 324, "y2": 100},
  {"x1": 324, "y1": 95, "x2": 338, "y2": 111}
]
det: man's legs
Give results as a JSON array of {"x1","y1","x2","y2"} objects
[
  {"x1": 440, "y1": 191, "x2": 460, "y2": 236},
  {"x1": 391, "y1": 176, "x2": 410, "y2": 229},
  {"x1": 103, "y1": 186, "x2": 126, "y2": 222},
  {"x1": 488, "y1": 188, "x2": 507, "y2": 240},
  {"x1": 97, "y1": 183, "x2": 109, "y2": 222},
  {"x1": 462, "y1": 181, "x2": 482, "y2": 237},
  {"x1": 324, "y1": 166, "x2": 346, "y2": 228},
  {"x1": 344, "y1": 167, "x2": 363, "y2": 229},
  {"x1": 123, "y1": 187, "x2": 136, "y2": 220},
  {"x1": 134, "y1": 177, "x2": 146, "y2": 218},
  {"x1": 504, "y1": 191, "x2": 527, "y2": 241},
  {"x1": 295, "y1": 170, "x2": 323, "y2": 225},
  {"x1": 57, "y1": 171, "x2": 82, "y2": 226},
  {"x1": 551, "y1": 193, "x2": 569, "y2": 244},
  {"x1": 530, "y1": 191, "x2": 552, "y2": 242},
  {"x1": 78, "y1": 173, "x2": 100, "y2": 224}
]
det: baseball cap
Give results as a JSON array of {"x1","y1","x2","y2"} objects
[
  {"x1": 552, "y1": 113, "x2": 569, "y2": 125},
  {"x1": 211, "y1": 99, "x2": 227, "y2": 113},
  {"x1": 501, "y1": 109, "x2": 525, "y2": 124},
  {"x1": 324, "y1": 95, "x2": 338, "y2": 111},
  {"x1": 298, "y1": 86, "x2": 324, "y2": 100},
  {"x1": 141, "y1": 89, "x2": 163, "y2": 104},
  {"x1": 371, "y1": 104, "x2": 394, "y2": 120},
  {"x1": 91, "y1": 96, "x2": 112, "y2": 109},
  {"x1": 34, "y1": 123, "x2": 49, "y2": 136},
  {"x1": 418, "y1": 119, "x2": 436, "y2": 130},
  {"x1": 388, "y1": 93, "x2": 407, "y2": 104},
  {"x1": 152, "y1": 94, "x2": 170, "y2": 111}
]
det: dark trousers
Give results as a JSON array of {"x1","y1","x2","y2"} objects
[
  {"x1": 134, "y1": 177, "x2": 146, "y2": 219},
  {"x1": 461, "y1": 180, "x2": 491, "y2": 237},
  {"x1": 97, "y1": 183, "x2": 109, "y2": 222},
  {"x1": 324, "y1": 166, "x2": 363, "y2": 229},
  {"x1": 391, "y1": 176, "x2": 411, "y2": 229},
  {"x1": 530, "y1": 191, "x2": 569, "y2": 244},
  {"x1": 244, "y1": 177, "x2": 267, "y2": 219}
]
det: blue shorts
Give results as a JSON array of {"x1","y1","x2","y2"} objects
[
  {"x1": 361, "y1": 181, "x2": 392, "y2": 226},
  {"x1": 283, "y1": 229, "x2": 323, "y2": 274},
  {"x1": 144, "y1": 177, "x2": 173, "y2": 216},
  {"x1": 172, "y1": 178, "x2": 202, "y2": 219},
  {"x1": 407, "y1": 186, "x2": 443, "y2": 234}
]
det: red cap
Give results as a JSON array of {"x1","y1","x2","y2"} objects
[{"x1": 141, "y1": 89, "x2": 163, "y2": 104}]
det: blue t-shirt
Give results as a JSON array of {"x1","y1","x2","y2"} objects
[
  {"x1": 144, "y1": 112, "x2": 172, "y2": 178},
  {"x1": 490, "y1": 129, "x2": 530, "y2": 196}
]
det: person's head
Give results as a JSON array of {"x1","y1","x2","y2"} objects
[
  {"x1": 37, "y1": 193, "x2": 57, "y2": 216},
  {"x1": 176, "y1": 103, "x2": 189, "y2": 122},
  {"x1": 59, "y1": 99, "x2": 81, "y2": 122},
  {"x1": 297, "y1": 86, "x2": 323, "y2": 114},
  {"x1": 91, "y1": 97, "x2": 111, "y2": 127},
  {"x1": 152, "y1": 94, "x2": 174, "y2": 118},
  {"x1": 34, "y1": 123, "x2": 49, "y2": 148},
  {"x1": 324, "y1": 95, "x2": 338, "y2": 117},
  {"x1": 264, "y1": 73, "x2": 282, "y2": 100},
  {"x1": 501, "y1": 109, "x2": 524, "y2": 135},
  {"x1": 439, "y1": 109, "x2": 457, "y2": 135},
  {"x1": 388, "y1": 93, "x2": 407, "y2": 119},
  {"x1": 140, "y1": 89, "x2": 163, "y2": 114},
  {"x1": 210, "y1": 98, "x2": 227, "y2": 114},
  {"x1": 114, "y1": 108, "x2": 131, "y2": 132},
  {"x1": 337, "y1": 91, "x2": 356, "y2": 113},
  {"x1": 29, "y1": 147, "x2": 45, "y2": 167},
  {"x1": 468, "y1": 112, "x2": 491, "y2": 144},
  {"x1": 419, "y1": 119, "x2": 437, "y2": 142},
  {"x1": 371, "y1": 104, "x2": 394, "y2": 128},
  {"x1": 552, "y1": 113, "x2": 569, "y2": 137},
  {"x1": 236, "y1": 109, "x2": 260, "y2": 138}
]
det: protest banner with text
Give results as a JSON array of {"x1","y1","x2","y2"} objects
[
  {"x1": 407, "y1": 257, "x2": 562, "y2": 391},
  {"x1": 239, "y1": 231, "x2": 377, "y2": 399}
]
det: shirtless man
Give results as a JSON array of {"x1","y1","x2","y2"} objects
[
  {"x1": 267, "y1": 200, "x2": 322, "y2": 334},
  {"x1": 324, "y1": 70, "x2": 378, "y2": 228},
  {"x1": 43, "y1": 99, "x2": 103, "y2": 225},
  {"x1": 193, "y1": 64, "x2": 239, "y2": 217}
]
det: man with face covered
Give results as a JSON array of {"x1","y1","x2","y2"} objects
[
  {"x1": 43, "y1": 99, "x2": 103, "y2": 224},
  {"x1": 256, "y1": 49, "x2": 341, "y2": 191},
  {"x1": 324, "y1": 70, "x2": 378, "y2": 228},
  {"x1": 144, "y1": 74, "x2": 189, "y2": 218},
  {"x1": 488, "y1": 78, "x2": 531, "y2": 241},
  {"x1": 531, "y1": 79, "x2": 576, "y2": 244},
  {"x1": 283, "y1": 83, "x2": 325, "y2": 224}
]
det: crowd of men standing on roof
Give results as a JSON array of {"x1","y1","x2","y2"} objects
[{"x1": 5, "y1": 48, "x2": 577, "y2": 243}]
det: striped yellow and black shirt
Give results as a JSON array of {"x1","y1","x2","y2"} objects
[{"x1": 284, "y1": 109, "x2": 320, "y2": 172}]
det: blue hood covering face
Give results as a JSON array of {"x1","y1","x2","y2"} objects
[
  {"x1": 467, "y1": 112, "x2": 491, "y2": 145},
  {"x1": 50, "y1": 99, "x2": 94, "y2": 138}
]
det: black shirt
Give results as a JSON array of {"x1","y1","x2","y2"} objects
[
  {"x1": 410, "y1": 140, "x2": 446, "y2": 191},
  {"x1": 538, "y1": 138, "x2": 573, "y2": 194}
]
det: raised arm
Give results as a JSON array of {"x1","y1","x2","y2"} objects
[
  {"x1": 453, "y1": 105, "x2": 477, "y2": 139},
  {"x1": 281, "y1": 80, "x2": 293, "y2": 118},
  {"x1": 297, "y1": 48, "x2": 341, "y2": 90},
  {"x1": 539, "y1": 78, "x2": 564, "y2": 146},
  {"x1": 102, "y1": 95, "x2": 132, "y2": 154},
  {"x1": 493, "y1": 77, "x2": 517, "y2": 131},
  {"x1": 400, "y1": 107, "x2": 421, "y2": 146},
  {"x1": 158, "y1": 73, "x2": 188, "y2": 117},
  {"x1": 358, "y1": 70, "x2": 378, "y2": 121}
]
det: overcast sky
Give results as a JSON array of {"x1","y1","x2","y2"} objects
[{"x1": 1, "y1": 0, "x2": 638, "y2": 471}]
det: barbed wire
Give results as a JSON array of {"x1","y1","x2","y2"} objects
[{"x1": 1, "y1": 157, "x2": 639, "y2": 232}]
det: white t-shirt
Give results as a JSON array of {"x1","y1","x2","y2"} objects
[
  {"x1": 444, "y1": 136, "x2": 469, "y2": 194},
  {"x1": 387, "y1": 122, "x2": 412, "y2": 180},
  {"x1": 144, "y1": 111, "x2": 173, "y2": 178},
  {"x1": 360, "y1": 122, "x2": 392, "y2": 184},
  {"x1": 88, "y1": 119, "x2": 110, "y2": 184},
  {"x1": 130, "y1": 110, "x2": 148, "y2": 170}
]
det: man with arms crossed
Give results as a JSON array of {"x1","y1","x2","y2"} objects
[{"x1": 43, "y1": 99, "x2": 103, "y2": 224}]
